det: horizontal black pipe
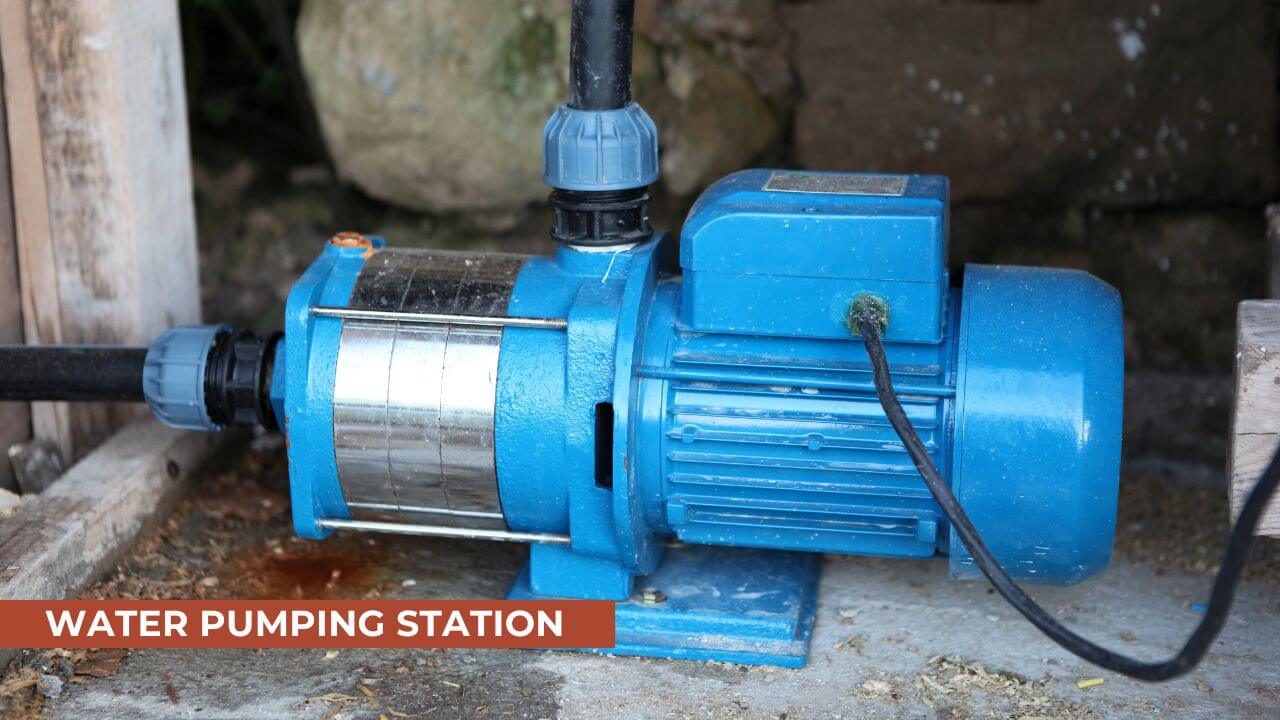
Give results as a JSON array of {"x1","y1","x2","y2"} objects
[
  {"x1": 568, "y1": 0, "x2": 635, "y2": 111},
  {"x1": 0, "y1": 345, "x2": 148, "y2": 402}
]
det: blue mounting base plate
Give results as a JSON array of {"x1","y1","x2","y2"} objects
[{"x1": 507, "y1": 544, "x2": 821, "y2": 668}]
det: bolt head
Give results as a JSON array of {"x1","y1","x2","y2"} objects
[
  {"x1": 329, "y1": 231, "x2": 371, "y2": 249},
  {"x1": 636, "y1": 587, "x2": 667, "y2": 606}
]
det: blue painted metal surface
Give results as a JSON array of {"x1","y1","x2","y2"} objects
[
  {"x1": 283, "y1": 237, "x2": 382, "y2": 539},
  {"x1": 509, "y1": 543, "x2": 820, "y2": 667},
  {"x1": 680, "y1": 170, "x2": 949, "y2": 343},
  {"x1": 276, "y1": 168, "x2": 1124, "y2": 667},
  {"x1": 633, "y1": 282, "x2": 957, "y2": 561},
  {"x1": 498, "y1": 241, "x2": 666, "y2": 600},
  {"x1": 949, "y1": 265, "x2": 1123, "y2": 582}
]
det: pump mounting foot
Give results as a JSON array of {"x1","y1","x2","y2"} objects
[{"x1": 508, "y1": 543, "x2": 820, "y2": 667}]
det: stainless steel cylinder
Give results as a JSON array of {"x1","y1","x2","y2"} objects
[{"x1": 331, "y1": 248, "x2": 527, "y2": 529}]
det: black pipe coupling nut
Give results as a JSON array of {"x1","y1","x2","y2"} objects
[
  {"x1": 205, "y1": 329, "x2": 282, "y2": 431},
  {"x1": 549, "y1": 188, "x2": 653, "y2": 247}
]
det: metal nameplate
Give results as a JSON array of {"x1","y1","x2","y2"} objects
[{"x1": 764, "y1": 171, "x2": 908, "y2": 197}]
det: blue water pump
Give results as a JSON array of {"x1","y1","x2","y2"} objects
[
  {"x1": 0, "y1": 0, "x2": 1128, "y2": 668},
  {"x1": 246, "y1": 162, "x2": 1121, "y2": 665}
]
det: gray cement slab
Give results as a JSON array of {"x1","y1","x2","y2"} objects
[
  {"x1": 5, "y1": 444, "x2": 1274, "y2": 719},
  {"x1": 37, "y1": 537, "x2": 1280, "y2": 719}
]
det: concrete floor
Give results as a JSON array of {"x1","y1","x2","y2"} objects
[
  {"x1": 0, "y1": 441, "x2": 1270, "y2": 718},
  {"x1": 37, "y1": 534, "x2": 1280, "y2": 719}
]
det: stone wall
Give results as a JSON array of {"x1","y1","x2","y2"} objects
[
  {"x1": 786, "y1": 0, "x2": 1276, "y2": 207},
  {"x1": 296, "y1": 0, "x2": 1277, "y2": 376}
]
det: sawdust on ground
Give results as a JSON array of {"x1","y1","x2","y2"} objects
[
  {"x1": 1115, "y1": 473, "x2": 1280, "y2": 586},
  {"x1": 855, "y1": 655, "x2": 1099, "y2": 720}
]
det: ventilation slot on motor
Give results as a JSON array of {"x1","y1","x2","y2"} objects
[{"x1": 595, "y1": 402, "x2": 614, "y2": 489}]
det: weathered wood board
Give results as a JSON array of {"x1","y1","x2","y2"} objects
[
  {"x1": 1229, "y1": 300, "x2": 1280, "y2": 537},
  {"x1": 0, "y1": 419, "x2": 217, "y2": 601},
  {"x1": 1266, "y1": 204, "x2": 1280, "y2": 299},
  {"x1": 0, "y1": 0, "x2": 200, "y2": 462},
  {"x1": 0, "y1": 34, "x2": 29, "y2": 492},
  {"x1": 0, "y1": 419, "x2": 218, "y2": 669}
]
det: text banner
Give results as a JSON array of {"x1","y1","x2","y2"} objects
[{"x1": 0, "y1": 600, "x2": 615, "y2": 649}]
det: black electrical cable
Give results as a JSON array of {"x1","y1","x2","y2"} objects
[{"x1": 852, "y1": 304, "x2": 1280, "y2": 681}]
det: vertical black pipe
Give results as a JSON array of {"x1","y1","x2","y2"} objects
[
  {"x1": 568, "y1": 0, "x2": 635, "y2": 111},
  {"x1": 552, "y1": 0, "x2": 652, "y2": 248}
]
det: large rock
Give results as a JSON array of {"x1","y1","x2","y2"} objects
[
  {"x1": 635, "y1": 38, "x2": 778, "y2": 197},
  {"x1": 298, "y1": 1, "x2": 569, "y2": 212},
  {"x1": 1089, "y1": 209, "x2": 1265, "y2": 372},
  {"x1": 298, "y1": 0, "x2": 779, "y2": 212},
  {"x1": 637, "y1": 0, "x2": 794, "y2": 108},
  {"x1": 786, "y1": 0, "x2": 1278, "y2": 206}
]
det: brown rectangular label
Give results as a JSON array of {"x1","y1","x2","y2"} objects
[{"x1": 0, "y1": 600, "x2": 615, "y2": 649}]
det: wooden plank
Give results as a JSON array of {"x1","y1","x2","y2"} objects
[
  {"x1": 0, "y1": 25, "x2": 29, "y2": 493},
  {"x1": 0, "y1": 0, "x2": 72, "y2": 461},
  {"x1": 0, "y1": 0, "x2": 200, "y2": 462},
  {"x1": 0, "y1": 419, "x2": 218, "y2": 600},
  {"x1": 1228, "y1": 300, "x2": 1280, "y2": 537},
  {"x1": 1267, "y1": 204, "x2": 1280, "y2": 299}
]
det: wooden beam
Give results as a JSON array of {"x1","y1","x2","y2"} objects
[
  {"x1": 0, "y1": 0, "x2": 200, "y2": 462},
  {"x1": 1229, "y1": 300, "x2": 1280, "y2": 537},
  {"x1": 0, "y1": 419, "x2": 218, "y2": 600},
  {"x1": 0, "y1": 23, "x2": 29, "y2": 493},
  {"x1": 1267, "y1": 204, "x2": 1280, "y2": 299}
]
